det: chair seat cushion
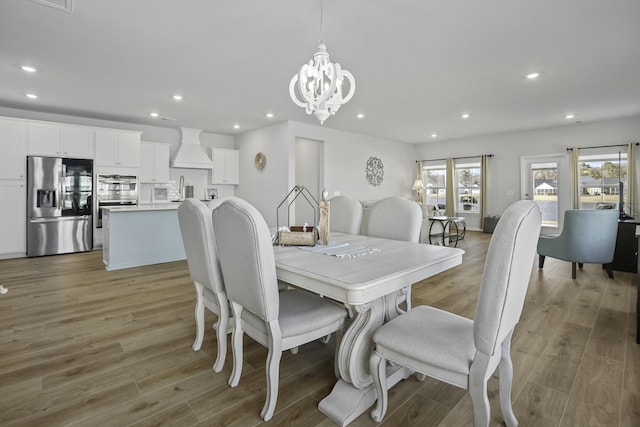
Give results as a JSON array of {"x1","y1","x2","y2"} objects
[
  {"x1": 243, "y1": 289, "x2": 346, "y2": 338},
  {"x1": 372, "y1": 305, "x2": 475, "y2": 375}
]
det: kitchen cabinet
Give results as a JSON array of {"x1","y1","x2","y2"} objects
[
  {"x1": 27, "y1": 122, "x2": 94, "y2": 158},
  {"x1": 0, "y1": 118, "x2": 27, "y2": 180},
  {"x1": 211, "y1": 148, "x2": 239, "y2": 184},
  {"x1": 95, "y1": 129, "x2": 141, "y2": 167},
  {"x1": 0, "y1": 180, "x2": 26, "y2": 257},
  {"x1": 140, "y1": 142, "x2": 170, "y2": 183}
]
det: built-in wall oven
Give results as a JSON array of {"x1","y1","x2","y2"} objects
[{"x1": 96, "y1": 174, "x2": 138, "y2": 228}]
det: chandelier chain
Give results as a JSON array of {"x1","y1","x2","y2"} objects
[{"x1": 319, "y1": 0, "x2": 325, "y2": 44}]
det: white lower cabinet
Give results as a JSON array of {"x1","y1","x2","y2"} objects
[{"x1": 0, "y1": 180, "x2": 26, "y2": 257}]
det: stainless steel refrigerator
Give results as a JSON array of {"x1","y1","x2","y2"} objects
[{"x1": 27, "y1": 156, "x2": 93, "y2": 257}]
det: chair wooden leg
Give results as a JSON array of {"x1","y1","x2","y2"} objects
[
  {"x1": 605, "y1": 265, "x2": 614, "y2": 279},
  {"x1": 261, "y1": 321, "x2": 282, "y2": 422},
  {"x1": 498, "y1": 334, "x2": 518, "y2": 427},
  {"x1": 212, "y1": 292, "x2": 229, "y2": 373},
  {"x1": 192, "y1": 282, "x2": 205, "y2": 351},
  {"x1": 229, "y1": 303, "x2": 244, "y2": 387},
  {"x1": 469, "y1": 352, "x2": 491, "y2": 427},
  {"x1": 538, "y1": 255, "x2": 545, "y2": 269},
  {"x1": 369, "y1": 351, "x2": 388, "y2": 423},
  {"x1": 572, "y1": 262, "x2": 577, "y2": 279}
]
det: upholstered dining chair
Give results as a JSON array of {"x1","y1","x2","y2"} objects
[
  {"x1": 365, "y1": 196, "x2": 422, "y2": 242},
  {"x1": 365, "y1": 196, "x2": 423, "y2": 311},
  {"x1": 177, "y1": 198, "x2": 230, "y2": 373},
  {"x1": 211, "y1": 197, "x2": 347, "y2": 422},
  {"x1": 329, "y1": 195, "x2": 363, "y2": 235},
  {"x1": 537, "y1": 209, "x2": 619, "y2": 279},
  {"x1": 369, "y1": 200, "x2": 542, "y2": 427}
]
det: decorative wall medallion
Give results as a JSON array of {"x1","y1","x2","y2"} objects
[
  {"x1": 255, "y1": 152, "x2": 266, "y2": 170},
  {"x1": 365, "y1": 156, "x2": 384, "y2": 186}
]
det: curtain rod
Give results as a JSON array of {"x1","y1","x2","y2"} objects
[
  {"x1": 417, "y1": 154, "x2": 493, "y2": 163},
  {"x1": 566, "y1": 142, "x2": 639, "y2": 151}
]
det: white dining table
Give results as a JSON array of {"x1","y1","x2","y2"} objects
[{"x1": 273, "y1": 232, "x2": 464, "y2": 426}]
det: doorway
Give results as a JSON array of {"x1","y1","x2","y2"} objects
[
  {"x1": 295, "y1": 137, "x2": 324, "y2": 226},
  {"x1": 521, "y1": 154, "x2": 571, "y2": 232}
]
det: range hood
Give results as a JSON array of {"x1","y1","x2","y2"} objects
[{"x1": 170, "y1": 127, "x2": 213, "y2": 169}]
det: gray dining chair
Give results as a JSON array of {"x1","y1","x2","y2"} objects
[
  {"x1": 364, "y1": 196, "x2": 422, "y2": 242},
  {"x1": 369, "y1": 200, "x2": 542, "y2": 427},
  {"x1": 177, "y1": 198, "x2": 231, "y2": 373},
  {"x1": 329, "y1": 195, "x2": 363, "y2": 234},
  {"x1": 211, "y1": 197, "x2": 347, "y2": 422},
  {"x1": 364, "y1": 196, "x2": 423, "y2": 311}
]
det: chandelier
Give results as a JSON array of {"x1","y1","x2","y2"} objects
[{"x1": 289, "y1": 1, "x2": 355, "y2": 124}]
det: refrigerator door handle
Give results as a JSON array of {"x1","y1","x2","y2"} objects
[
  {"x1": 59, "y1": 163, "x2": 65, "y2": 210},
  {"x1": 30, "y1": 216, "x2": 90, "y2": 223}
]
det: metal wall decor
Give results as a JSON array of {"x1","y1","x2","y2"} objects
[
  {"x1": 365, "y1": 156, "x2": 384, "y2": 186},
  {"x1": 255, "y1": 152, "x2": 266, "y2": 170}
]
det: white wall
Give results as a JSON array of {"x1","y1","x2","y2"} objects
[
  {"x1": 413, "y1": 115, "x2": 640, "y2": 228},
  {"x1": 234, "y1": 120, "x2": 415, "y2": 227}
]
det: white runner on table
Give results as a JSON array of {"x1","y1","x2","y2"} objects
[{"x1": 299, "y1": 241, "x2": 381, "y2": 259}]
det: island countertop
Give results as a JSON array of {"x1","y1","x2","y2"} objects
[{"x1": 101, "y1": 202, "x2": 183, "y2": 212}]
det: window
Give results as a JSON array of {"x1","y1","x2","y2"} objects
[
  {"x1": 455, "y1": 160, "x2": 481, "y2": 213},
  {"x1": 422, "y1": 161, "x2": 446, "y2": 208},
  {"x1": 531, "y1": 162, "x2": 558, "y2": 227},
  {"x1": 578, "y1": 150, "x2": 627, "y2": 209}
]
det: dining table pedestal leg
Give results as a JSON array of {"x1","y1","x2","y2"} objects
[{"x1": 318, "y1": 293, "x2": 412, "y2": 426}]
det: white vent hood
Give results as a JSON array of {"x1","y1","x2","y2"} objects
[{"x1": 170, "y1": 127, "x2": 213, "y2": 169}]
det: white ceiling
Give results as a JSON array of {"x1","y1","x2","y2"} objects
[{"x1": 1, "y1": 0, "x2": 639, "y2": 143}]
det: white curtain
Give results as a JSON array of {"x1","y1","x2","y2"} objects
[
  {"x1": 628, "y1": 143, "x2": 637, "y2": 216},
  {"x1": 445, "y1": 158, "x2": 455, "y2": 217}
]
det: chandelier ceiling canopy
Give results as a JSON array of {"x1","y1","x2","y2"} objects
[{"x1": 289, "y1": 1, "x2": 355, "y2": 125}]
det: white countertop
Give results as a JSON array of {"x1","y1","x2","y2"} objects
[{"x1": 101, "y1": 202, "x2": 183, "y2": 212}]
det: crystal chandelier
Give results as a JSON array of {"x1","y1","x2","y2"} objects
[{"x1": 289, "y1": 1, "x2": 355, "y2": 124}]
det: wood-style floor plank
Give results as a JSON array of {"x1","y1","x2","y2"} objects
[{"x1": 0, "y1": 230, "x2": 637, "y2": 426}]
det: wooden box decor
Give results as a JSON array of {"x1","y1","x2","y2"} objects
[{"x1": 278, "y1": 226, "x2": 319, "y2": 246}]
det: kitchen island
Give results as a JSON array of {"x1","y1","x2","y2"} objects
[{"x1": 102, "y1": 203, "x2": 186, "y2": 270}]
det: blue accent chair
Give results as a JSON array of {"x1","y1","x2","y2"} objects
[{"x1": 537, "y1": 209, "x2": 619, "y2": 279}]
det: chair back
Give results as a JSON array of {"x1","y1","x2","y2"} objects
[
  {"x1": 365, "y1": 196, "x2": 422, "y2": 242},
  {"x1": 474, "y1": 200, "x2": 542, "y2": 356},
  {"x1": 330, "y1": 195, "x2": 363, "y2": 234},
  {"x1": 177, "y1": 198, "x2": 225, "y2": 294},
  {"x1": 211, "y1": 197, "x2": 280, "y2": 322},
  {"x1": 556, "y1": 209, "x2": 619, "y2": 263}
]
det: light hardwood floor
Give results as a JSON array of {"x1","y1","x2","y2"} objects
[{"x1": 0, "y1": 231, "x2": 638, "y2": 426}]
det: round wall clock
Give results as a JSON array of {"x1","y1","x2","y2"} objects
[
  {"x1": 255, "y1": 152, "x2": 266, "y2": 170},
  {"x1": 365, "y1": 156, "x2": 384, "y2": 186}
]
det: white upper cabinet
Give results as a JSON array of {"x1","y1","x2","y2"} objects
[
  {"x1": 211, "y1": 148, "x2": 239, "y2": 184},
  {"x1": 0, "y1": 118, "x2": 27, "y2": 180},
  {"x1": 140, "y1": 142, "x2": 170, "y2": 183},
  {"x1": 95, "y1": 129, "x2": 141, "y2": 167},
  {"x1": 27, "y1": 122, "x2": 95, "y2": 158}
]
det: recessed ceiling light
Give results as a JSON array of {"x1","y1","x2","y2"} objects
[
  {"x1": 565, "y1": 113, "x2": 575, "y2": 119},
  {"x1": 431, "y1": 133, "x2": 438, "y2": 138},
  {"x1": 356, "y1": 113, "x2": 365, "y2": 119},
  {"x1": 266, "y1": 113, "x2": 274, "y2": 119},
  {"x1": 461, "y1": 113, "x2": 470, "y2": 119},
  {"x1": 149, "y1": 112, "x2": 159, "y2": 118},
  {"x1": 21, "y1": 65, "x2": 37, "y2": 73},
  {"x1": 526, "y1": 72, "x2": 540, "y2": 79},
  {"x1": 172, "y1": 95, "x2": 183, "y2": 101},
  {"x1": 26, "y1": 93, "x2": 38, "y2": 99},
  {"x1": 233, "y1": 124, "x2": 240, "y2": 129}
]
